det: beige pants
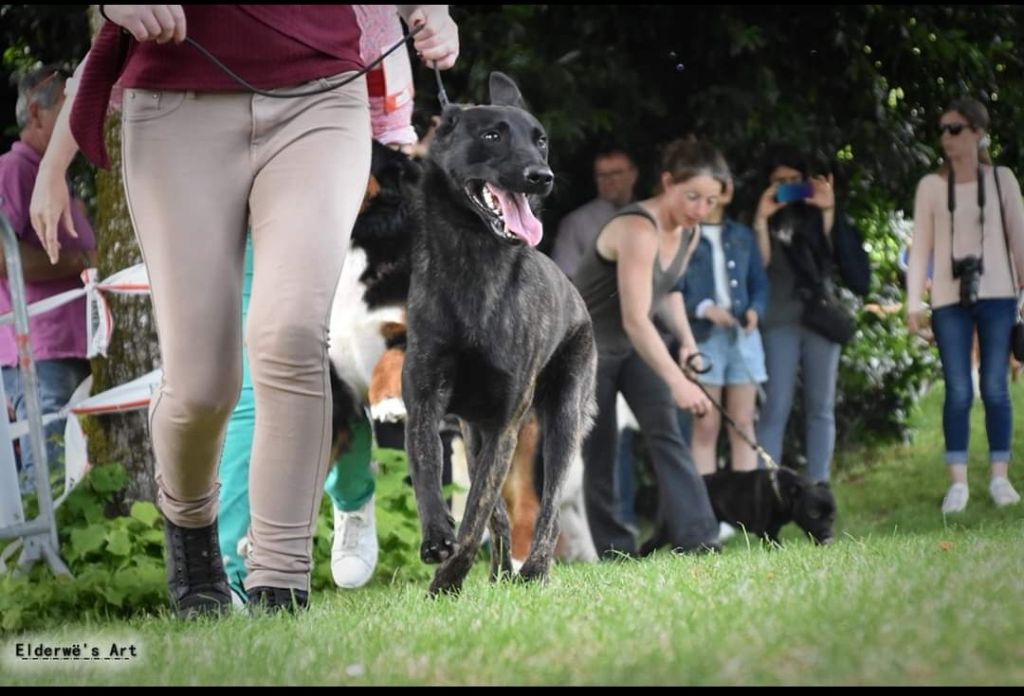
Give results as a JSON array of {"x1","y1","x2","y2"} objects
[{"x1": 121, "y1": 75, "x2": 371, "y2": 591}]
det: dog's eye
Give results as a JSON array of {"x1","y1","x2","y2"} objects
[
  {"x1": 536, "y1": 136, "x2": 548, "y2": 150},
  {"x1": 808, "y1": 508, "x2": 821, "y2": 519},
  {"x1": 482, "y1": 130, "x2": 501, "y2": 143}
]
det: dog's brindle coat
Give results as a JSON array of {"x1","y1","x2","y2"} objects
[{"x1": 403, "y1": 73, "x2": 597, "y2": 595}]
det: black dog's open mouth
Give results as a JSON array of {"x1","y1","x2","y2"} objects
[{"x1": 465, "y1": 181, "x2": 543, "y2": 247}]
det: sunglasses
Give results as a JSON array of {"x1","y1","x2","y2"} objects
[{"x1": 939, "y1": 123, "x2": 969, "y2": 136}]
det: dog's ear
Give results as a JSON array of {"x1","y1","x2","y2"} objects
[
  {"x1": 489, "y1": 71, "x2": 526, "y2": 109},
  {"x1": 433, "y1": 104, "x2": 463, "y2": 142}
]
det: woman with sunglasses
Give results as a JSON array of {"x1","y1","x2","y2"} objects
[{"x1": 907, "y1": 96, "x2": 1024, "y2": 514}]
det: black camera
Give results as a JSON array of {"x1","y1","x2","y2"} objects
[{"x1": 952, "y1": 255, "x2": 983, "y2": 307}]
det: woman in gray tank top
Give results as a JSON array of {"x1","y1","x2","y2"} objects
[{"x1": 573, "y1": 138, "x2": 730, "y2": 557}]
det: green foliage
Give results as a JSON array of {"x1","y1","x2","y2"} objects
[
  {"x1": 0, "y1": 463, "x2": 167, "y2": 634},
  {"x1": 834, "y1": 205, "x2": 940, "y2": 448},
  {"x1": 4, "y1": 447, "x2": 439, "y2": 633}
]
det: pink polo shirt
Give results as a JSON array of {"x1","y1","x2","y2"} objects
[{"x1": 0, "y1": 141, "x2": 96, "y2": 366}]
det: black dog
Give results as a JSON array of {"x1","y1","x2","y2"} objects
[
  {"x1": 403, "y1": 72, "x2": 597, "y2": 596},
  {"x1": 640, "y1": 467, "x2": 836, "y2": 552},
  {"x1": 703, "y1": 468, "x2": 836, "y2": 546}
]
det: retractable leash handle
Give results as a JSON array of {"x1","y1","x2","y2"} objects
[{"x1": 683, "y1": 349, "x2": 713, "y2": 376}]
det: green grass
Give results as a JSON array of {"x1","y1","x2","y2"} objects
[{"x1": 3, "y1": 380, "x2": 1024, "y2": 685}]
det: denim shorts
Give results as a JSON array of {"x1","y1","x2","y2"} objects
[{"x1": 696, "y1": 325, "x2": 767, "y2": 386}]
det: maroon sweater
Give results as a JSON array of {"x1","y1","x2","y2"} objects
[{"x1": 71, "y1": 5, "x2": 363, "y2": 169}]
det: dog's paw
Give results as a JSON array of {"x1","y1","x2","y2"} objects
[
  {"x1": 428, "y1": 575, "x2": 464, "y2": 598},
  {"x1": 420, "y1": 524, "x2": 457, "y2": 564},
  {"x1": 515, "y1": 558, "x2": 550, "y2": 584},
  {"x1": 429, "y1": 560, "x2": 471, "y2": 597}
]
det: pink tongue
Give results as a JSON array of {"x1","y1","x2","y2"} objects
[{"x1": 485, "y1": 183, "x2": 543, "y2": 247}]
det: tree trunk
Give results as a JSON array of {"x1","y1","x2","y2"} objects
[{"x1": 82, "y1": 7, "x2": 161, "y2": 504}]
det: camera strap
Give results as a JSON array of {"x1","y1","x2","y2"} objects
[{"x1": 946, "y1": 166, "x2": 985, "y2": 275}]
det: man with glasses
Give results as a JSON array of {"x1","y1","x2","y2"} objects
[
  {"x1": 0, "y1": 65, "x2": 96, "y2": 494},
  {"x1": 552, "y1": 147, "x2": 638, "y2": 280}
]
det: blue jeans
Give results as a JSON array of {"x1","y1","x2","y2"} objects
[
  {"x1": 931, "y1": 299, "x2": 1017, "y2": 465},
  {"x1": 3, "y1": 358, "x2": 92, "y2": 494},
  {"x1": 756, "y1": 323, "x2": 841, "y2": 483}
]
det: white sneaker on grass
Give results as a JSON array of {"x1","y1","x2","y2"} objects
[
  {"x1": 717, "y1": 521, "x2": 737, "y2": 544},
  {"x1": 989, "y1": 477, "x2": 1021, "y2": 507},
  {"x1": 331, "y1": 496, "x2": 379, "y2": 589},
  {"x1": 941, "y1": 482, "x2": 969, "y2": 514}
]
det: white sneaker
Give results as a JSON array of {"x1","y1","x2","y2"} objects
[
  {"x1": 989, "y1": 477, "x2": 1021, "y2": 508},
  {"x1": 941, "y1": 482, "x2": 969, "y2": 514},
  {"x1": 331, "y1": 496, "x2": 379, "y2": 589},
  {"x1": 717, "y1": 521, "x2": 737, "y2": 544}
]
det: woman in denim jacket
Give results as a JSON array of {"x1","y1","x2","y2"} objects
[{"x1": 677, "y1": 176, "x2": 769, "y2": 475}]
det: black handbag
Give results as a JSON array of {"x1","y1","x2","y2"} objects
[
  {"x1": 801, "y1": 283, "x2": 856, "y2": 345},
  {"x1": 781, "y1": 214, "x2": 857, "y2": 345},
  {"x1": 1012, "y1": 294, "x2": 1024, "y2": 362}
]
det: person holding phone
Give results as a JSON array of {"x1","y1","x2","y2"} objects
[{"x1": 751, "y1": 145, "x2": 849, "y2": 485}]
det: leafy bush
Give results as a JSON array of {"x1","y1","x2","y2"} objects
[
  {"x1": 0, "y1": 463, "x2": 166, "y2": 634},
  {"x1": 2, "y1": 449, "x2": 435, "y2": 633}
]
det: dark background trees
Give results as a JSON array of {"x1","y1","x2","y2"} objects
[{"x1": 2, "y1": 4, "x2": 1021, "y2": 487}]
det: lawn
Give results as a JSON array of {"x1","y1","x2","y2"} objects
[{"x1": 2, "y1": 380, "x2": 1023, "y2": 685}]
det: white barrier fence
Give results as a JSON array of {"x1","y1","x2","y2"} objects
[{"x1": 0, "y1": 211, "x2": 156, "y2": 577}]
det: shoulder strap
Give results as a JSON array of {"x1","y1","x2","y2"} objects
[
  {"x1": 610, "y1": 204, "x2": 657, "y2": 229},
  {"x1": 992, "y1": 166, "x2": 1019, "y2": 290}
]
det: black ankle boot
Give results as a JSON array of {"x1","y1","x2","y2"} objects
[
  {"x1": 163, "y1": 518, "x2": 232, "y2": 619},
  {"x1": 247, "y1": 586, "x2": 309, "y2": 614}
]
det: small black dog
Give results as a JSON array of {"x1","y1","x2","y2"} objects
[
  {"x1": 403, "y1": 72, "x2": 597, "y2": 595},
  {"x1": 703, "y1": 468, "x2": 836, "y2": 546},
  {"x1": 640, "y1": 467, "x2": 836, "y2": 552}
]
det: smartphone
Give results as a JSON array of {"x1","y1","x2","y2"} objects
[{"x1": 774, "y1": 181, "x2": 814, "y2": 204}]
